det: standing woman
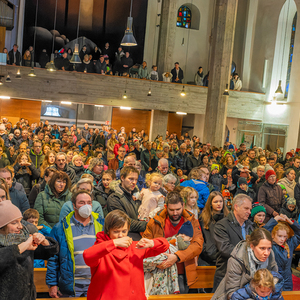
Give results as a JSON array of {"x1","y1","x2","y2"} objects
[
  {"x1": 199, "y1": 192, "x2": 229, "y2": 265},
  {"x1": 277, "y1": 168, "x2": 296, "y2": 198},
  {"x1": 212, "y1": 228, "x2": 277, "y2": 300},
  {"x1": 0, "y1": 200, "x2": 58, "y2": 300},
  {"x1": 107, "y1": 133, "x2": 118, "y2": 161},
  {"x1": 83, "y1": 210, "x2": 169, "y2": 300}
]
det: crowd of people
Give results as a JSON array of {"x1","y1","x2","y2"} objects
[
  {"x1": 0, "y1": 116, "x2": 299, "y2": 299},
  {"x1": 2, "y1": 44, "x2": 243, "y2": 89}
]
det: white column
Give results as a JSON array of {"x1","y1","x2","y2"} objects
[{"x1": 16, "y1": 0, "x2": 25, "y2": 54}]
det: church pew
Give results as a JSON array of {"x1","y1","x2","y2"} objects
[
  {"x1": 36, "y1": 292, "x2": 300, "y2": 300},
  {"x1": 34, "y1": 268, "x2": 48, "y2": 293}
]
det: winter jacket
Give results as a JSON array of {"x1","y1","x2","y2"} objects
[
  {"x1": 28, "y1": 180, "x2": 46, "y2": 208},
  {"x1": 213, "y1": 211, "x2": 254, "y2": 284},
  {"x1": 232, "y1": 167, "x2": 258, "y2": 187},
  {"x1": 264, "y1": 218, "x2": 300, "y2": 291},
  {"x1": 212, "y1": 240, "x2": 277, "y2": 300},
  {"x1": 0, "y1": 154, "x2": 10, "y2": 168},
  {"x1": 12, "y1": 177, "x2": 26, "y2": 194},
  {"x1": 258, "y1": 181, "x2": 285, "y2": 221},
  {"x1": 199, "y1": 212, "x2": 225, "y2": 265},
  {"x1": 107, "y1": 184, "x2": 147, "y2": 233},
  {"x1": 94, "y1": 183, "x2": 113, "y2": 217},
  {"x1": 209, "y1": 173, "x2": 227, "y2": 192},
  {"x1": 180, "y1": 179, "x2": 210, "y2": 209},
  {"x1": 194, "y1": 71, "x2": 203, "y2": 86},
  {"x1": 113, "y1": 143, "x2": 129, "y2": 156},
  {"x1": 294, "y1": 182, "x2": 300, "y2": 208},
  {"x1": 219, "y1": 165, "x2": 237, "y2": 176},
  {"x1": 46, "y1": 211, "x2": 103, "y2": 296},
  {"x1": 186, "y1": 155, "x2": 202, "y2": 173},
  {"x1": 13, "y1": 162, "x2": 40, "y2": 195},
  {"x1": 280, "y1": 202, "x2": 299, "y2": 221},
  {"x1": 171, "y1": 67, "x2": 184, "y2": 83},
  {"x1": 138, "y1": 66, "x2": 149, "y2": 79},
  {"x1": 52, "y1": 164, "x2": 77, "y2": 184},
  {"x1": 9, "y1": 185, "x2": 30, "y2": 213},
  {"x1": 142, "y1": 207, "x2": 204, "y2": 286},
  {"x1": 85, "y1": 169, "x2": 102, "y2": 185},
  {"x1": 0, "y1": 223, "x2": 58, "y2": 300},
  {"x1": 173, "y1": 152, "x2": 188, "y2": 171},
  {"x1": 231, "y1": 272, "x2": 284, "y2": 300},
  {"x1": 252, "y1": 176, "x2": 266, "y2": 197},
  {"x1": 249, "y1": 158, "x2": 259, "y2": 171},
  {"x1": 137, "y1": 174, "x2": 147, "y2": 191},
  {"x1": 8, "y1": 49, "x2": 21, "y2": 65},
  {"x1": 30, "y1": 149, "x2": 45, "y2": 169},
  {"x1": 235, "y1": 187, "x2": 256, "y2": 201},
  {"x1": 277, "y1": 177, "x2": 296, "y2": 198},
  {"x1": 141, "y1": 149, "x2": 156, "y2": 171},
  {"x1": 59, "y1": 200, "x2": 103, "y2": 221},
  {"x1": 83, "y1": 232, "x2": 168, "y2": 300},
  {"x1": 34, "y1": 184, "x2": 72, "y2": 228},
  {"x1": 69, "y1": 164, "x2": 85, "y2": 182},
  {"x1": 108, "y1": 156, "x2": 123, "y2": 171}
]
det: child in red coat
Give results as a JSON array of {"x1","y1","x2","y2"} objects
[{"x1": 83, "y1": 209, "x2": 169, "y2": 300}]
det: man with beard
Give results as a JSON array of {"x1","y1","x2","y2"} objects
[{"x1": 143, "y1": 191, "x2": 203, "y2": 293}]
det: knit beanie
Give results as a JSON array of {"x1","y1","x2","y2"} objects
[
  {"x1": 278, "y1": 183, "x2": 286, "y2": 191},
  {"x1": 287, "y1": 197, "x2": 296, "y2": 206},
  {"x1": 228, "y1": 144, "x2": 234, "y2": 150},
  {"x1": 265, "y1": 170, "x2": 276, "y2": 181},
  {"x1": 238, "y1": 177, "x2": 248, "y2": 186},
  {"x1": 0, "y1": 200, "x2": 22, "y2": 228},
  {"x1": 163, "y1": 143, "x2": 170, "y2": 150},
  {"x1": 222, "y1": 189, "x2": 231, "y2": 197},
  {"x1": 211, "y1": 164, "x2": 219, "y2": 171},
  {"x1": 286, "y1": 152, "x2": 293, "y2": 157},
  {"x1": 224, "y1": 151, "x2": 231, "y2": 157},
  {"x1": 178, "y1": 221, "x2": 194, "y2": 238},
  {"x1": 251, "y1": 203, "x2": 266, "y2": 218}
]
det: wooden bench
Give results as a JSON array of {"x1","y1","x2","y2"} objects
[
  {"x1": 34, "y1": 268, "x2": 48, "y2": 293},
  {"x1": 36, "y1": 292, "x2": 300, "y2": 300}
]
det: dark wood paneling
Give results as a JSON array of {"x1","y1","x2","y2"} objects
[
  {"x1": 111, "y1": 108, "x2": 151, "y2": 135},
  {"x1": 168, "y1": 113, "x2": 183, "y2": 137}
]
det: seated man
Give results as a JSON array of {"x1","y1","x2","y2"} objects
[
  {"x1": 52, "y1": 152, "x2": 76, "y2": 184},
  {"x1": 143, "y1": 191, "x2": 203, "y2": 293},
  {"x1": 46, "y1": 190, "x2": 104, "y2": 298}
]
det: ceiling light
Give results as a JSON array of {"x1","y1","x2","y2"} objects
[
  {"x1": 0, "y1": 96, "x2": 10, "y2": 99},
  {"x1": 28, "y1": 68, "x2": 36, "y2": 77},
  {"x1": 223, "y1": 83, "x2": 229, "y2": 96},
  {"x1": 180, "y1": 86, "x2": 186, "y2": 96},
  {"x1": 70, "y1": 44, "x2": 81, "y2": 64},
  {"x1": 16, "y1": 69, "x2": 21, "y2": 79},
  {"x1": 95, "y1": 105, "x2": 104, "y2": 107},
  {"x1": 120, "y1": 106, "x2": 131, "y2": 110},
  {"x1": 42, "y1": 100, "x2": 52, "y2": 103},
  {"x1": 61, "y1": 101, "x2": 72, "y2": 105},
  {"x1": 176, "y1": 112, "x2": 187, "y2": 115},
  {"x1": 5, "y1": 75, "x2": 11, "y2": 83},
  {"x1": 123, "y1": 90, "x2": 127, "y2": 99}
]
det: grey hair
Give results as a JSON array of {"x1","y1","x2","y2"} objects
[
  {"x1": 72, "y1": 154, "x2": 83, "y2": 165},
  {"x1": 232, "y1": 194, "x2": 252, "y2": 211},
  {"x1": 135, "y1": 161, "x2": 142, "y2": 168},
  {"x1": 14, "y1": 129, "x2": 20, "y2": 134},
  {"x1": 124, "y1": 155, "x2": 136, "y2": 164},
  {"x1": 56, "y1": 152, "x2": 67, "y2": 160},
  {"x1": 71, "y1": 177, "x2": 93, "y2": 193},
  {"x1": 163, "y1": 174, "x2": 177, "y2": 185},
  {"x1": 88, "y1": 158, "x2": 104, "y2": 171},
  {"x1": 158, "y1": 158, "x2": 168, "y2": 167},
  {"x1": 257, "y1": 165, "x2": 265, "y2": 171}
]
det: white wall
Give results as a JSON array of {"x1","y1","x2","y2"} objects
[{"x1": 226, "y1": 117, "x2": 238, "y2": 145}]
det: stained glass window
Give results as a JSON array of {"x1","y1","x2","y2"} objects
[
  {"x1": 44, "y1": 106, "x2": 61, "y2": 117},
  {"x1": 285, "y1": 12, "x2": 297, "y2": 98},
  {"x1": 176, "y1": 5, "x2": 191, "y2": 29}
]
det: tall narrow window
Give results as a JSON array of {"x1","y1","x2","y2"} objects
[
  {"x1": 176, "y1": 5, "x2": 191, "y2": 29},
  {"x1": 285, "y1": 12, "x2": 297, "y2": 98}
]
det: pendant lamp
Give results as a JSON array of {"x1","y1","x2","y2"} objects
[
  {"x1": 121, "y1": 0, "x2": 137, "y2": 46},
  {"x1": 29, "y1": 0, "x2": 38, "y2": 77},
  {"x1": 70, "y1": 0, "x2": 82, "y2": 64},
  {"x1": 47, "y1": 0, "x2": 58, "y2": 71}
]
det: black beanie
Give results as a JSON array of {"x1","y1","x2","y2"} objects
[{"x1": 178, "y1": 221, "x2": 194, "y2": 237}]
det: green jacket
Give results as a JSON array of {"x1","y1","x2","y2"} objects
[
  {"x1": 30, "y1": 149, "x2": 45, "y2": 169},
  {"x1": 34, "y1": 184, "x2": 72, "y2": 228}
]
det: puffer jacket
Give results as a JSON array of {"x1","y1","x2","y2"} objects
[
  {"x1": 142, "y1": 207, "x2": 204, "y2": 286},
  {"x1": 209, "y1": 173, "x2": 227, "y2": 192},
  {"x1": 34, "y1": 184, "x2": 72, "y2": 228},
  {"x1": 180, "y1": 179, "x2": 210, "y2": 209},
  {"x1": 94, "y1": 182, "x2": 113, "y2": 217},
  {"x1": 264, "y1": 218, "x2": 300, "y2": 291},
  {"x1": 107, "y1": 184, "x2": 147, "y2": 233},
  {"x1": 231, "y1": 271, "x2": 284, "y2": 300},
  {"x1": 46, "y1": 211, "x2": 103, "y2": 296},
  {"x1": 13, "y1": 163, "x2": 40, "y2": 195},
  {"x1": 257, "y1": 181, "x2": 285, "y2": 221},
  {"x1": 173, "y1": 152, "x2": 188, "y2": 171},
  {"x1": 212, "y1": 240, "x2": 278, "y2": 300},
  {"x1": 235, "y1": 187, "x2": 256, "y2": 201},
  {"x1": 52, "y1": 164, "x2": 77, "y2": 185},
  {"x1": 277, "y1": 177, "x2": 296, "y2": 198},
  {"x1": 30, "y1": 149, "x2": 45, "y2": 169},
  {"x1": 69, "y1": 164, "x2": 85, "y2": 182}
]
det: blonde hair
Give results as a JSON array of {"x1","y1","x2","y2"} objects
[
  {"x1": 251, "y1": 269, "x2": 275, "y2": 292},
  {"x1": 145, "y1": 172, "x2": 163, "y2": 187},
  {"x1": 180, "y1": 187, "x2": 199, "y2": 211},
  {"x1": 272, "y1": 222, "x2": 291, "y2": 258}
]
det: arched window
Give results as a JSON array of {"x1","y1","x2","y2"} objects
[
  {"x1": 285, "y1": 12, "x2": 297, "y2": 98},
  {"x1": 177, "y1": 5, "x2": 191, "y2": 29}
]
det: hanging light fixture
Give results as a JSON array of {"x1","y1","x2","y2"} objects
[
  {"x1": 70, "y1": 0, "x2": 82, "y2": 64},
  {"x1": 28, "y1": 0, "x2": 39, "y2": 77},
  {"x1": 147, "y1": 88, "x2": 152, "y2": 96},
  {"x1": 223, "y1": 84, "x2": 229, "y2": 96},
  {"x1": 5, "y1": 75, "x2": 11, "y2": 83},
  {"x1": 275, "y1": 80, "x2": 283, "y2": 94},
  {"x1": 123, "y1": 90, "x2": 127, "y2": 99},
  {"x1": 16, "y1": 69, "x2": 21, "y2": 79},
  {"x1": 180, "y1": 86, "x2": 186, "y2": 96},
  {"x1": 121, "y1": 0, "x2": 137, "y2": 46},
  {"x1": 46, "y1": 0, "x2": 58, "y2": 71}
]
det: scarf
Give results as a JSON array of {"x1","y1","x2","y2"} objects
[
  {"x1": 0, "y1": 225, "x2": 30, "y2": 247},
  {"x1": 247, "y1": 246, "x2": 269, "y2": 277}
]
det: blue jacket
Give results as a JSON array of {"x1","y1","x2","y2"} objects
[
  {"x1": 231, "y1": 271, "x2": 284, "y2": 300},
  {"x1": 264, "y1": 218, "x2": 300, "y2": 291},
  {"x1": 46, "y1": 211, "x2": 104, "y2": 296},
  {"x1": 9, "y1": 186, "x2": 30, "y2": 213},
  {"x1": 180, "y1": 179, "x2": 210, "y2": 209},
  {"x1": 34, "y1": 224, "x2": 52, "y2": 268}
]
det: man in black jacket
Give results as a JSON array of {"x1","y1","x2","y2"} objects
[
  {"x1": 8, "y1": 44, "x2": 21, "y2": 66},
  {"x1": 107, "y1": 166, "x2": 147, "y2": 240},
  {"x1": 52, "y1": 152, "x2": 76, "y2": 184},
  {"x1": 213, "y1": 194, "x2": 254, "y2": 292},
  {"x1": 171, "y1": 62, "x2": 184, "y2": 83},
  {"x1": 187, "y1": 147, "x2": 201, "y2": 174}
]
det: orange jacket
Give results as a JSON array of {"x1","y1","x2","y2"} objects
[{"x1": 142, "y1": 207, "x2": 204, "y2": 286}]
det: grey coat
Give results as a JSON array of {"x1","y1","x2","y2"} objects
[{"x1": 212, "y1": 240, "x2": 278, "y2": 300}]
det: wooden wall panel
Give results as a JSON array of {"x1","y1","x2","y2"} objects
[
  {"x1": 0, "y1": 27, "x2": 5, "y2": 55},
  {"x1": 111, "y1": 108, "x2": 151, "y2": 135},
  {"x1": 0, "y1": 99, "x2": 42, "y2": 125},
  {"x1": 168, "y1": 113, "x2": 183, "y2": 137}
]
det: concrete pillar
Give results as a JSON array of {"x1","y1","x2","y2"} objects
[
  {"x1": 16, "y1": 0, "x2": 25, "y2": 54},
  {"x1": 149, "y1": 110, "x2": 168, "y2": 141},
  {"x1": 203, "y1": 0, "x2": 238, "y2": 147},
  {"x1": 193, "y1": 114, "x2": 205, "y2": 143},
  {"x1": 157, "y1": 0, "x2": 177, "y2": 75}
]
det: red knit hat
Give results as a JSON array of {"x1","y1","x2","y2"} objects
[
  {"x1": 287, "y1": 152, "x2": 293, "y2": 157},
  {"x1": 265, "y1": 170, "x2": 276, "y2": 180}
]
